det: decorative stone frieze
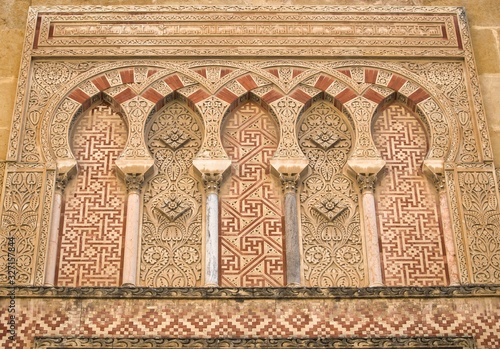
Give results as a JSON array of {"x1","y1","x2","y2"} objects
[{"x1": 1, "y1": 4, "x2": 498, "y2": 291}]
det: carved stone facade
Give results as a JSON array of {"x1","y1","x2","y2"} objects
[{"x1": 0, "y1": 5, "x2": 498, "y2": 349}]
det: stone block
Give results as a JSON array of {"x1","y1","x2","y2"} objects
[
  {"x1": 0, "y1": 129, "x2": 11, "y2": 160},
  {"x1": 480, "y1": 74, "x2": 500, "y2": 166},
  {"x1": 470, "y1": 28, "x2": 500, "y2": 75}
]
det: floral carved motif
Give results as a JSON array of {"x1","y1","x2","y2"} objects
[
  {"x1": 120, "y1": 96, "x2": 155, "y2": 159},
  {"x1": 196, "y1": 96, "x2": 229, "y2": 159},
  {"x1": 270, "y1": 96, "x2": 305, "y2": 159},
  {"x1": 458, "y1": 172, "x2": 500, "y2": 283},
  {"x1": 342, "y1": 97, "x2": 379, "y2": 159},
  {"x1": 298, "y1": 101, "x2": 364, "y2": 287},
  {"x1": 403, "y1": 62, "x2": 478, "y2": 162},
  {"x1": 0, "y1": 172, "x2": 43, "y2": 285},
  {"x1": 141, "y1": 101, "x2": 203, "y2": 287}
]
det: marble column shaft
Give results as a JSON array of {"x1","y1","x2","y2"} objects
[
  {"x1": 358, "y1": 174, "x2": 384, "y2": 287},
  {"x1": 122, "y1": 174, "x2": 143, "y2": 286},
  {"x1": 434, "y1": 174, "x2": 460, "y2": 285},
  {"x1": 44, "y1": 176, "x2": 67, "y2": 286},
  {"x1": 281, "y1": 174, "x2": 301, "y2": 286},
  {"x1": 203, "y1": 173, "x2": 222, "y2": 286}
]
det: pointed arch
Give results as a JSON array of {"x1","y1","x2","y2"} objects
[{"x1": 297, "y1": 99, "x2": 365, "y2": 287}]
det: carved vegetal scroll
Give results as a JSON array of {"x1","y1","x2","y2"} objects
[
  {"x1": 141, "y1": 101, "x2": 204, "y2": 287},
  {"x1": 0, "y1": 171, "x2": 43, "y2": 285},
  {"x1": 298, "y1": 101, "x2": 364, "y2": 287},
  {"x1": 373, "y1": 104, "x2": 447, "y2": 286},
  {"x1": 458, "y1": 172, "x2": 500, "y2": 284}
]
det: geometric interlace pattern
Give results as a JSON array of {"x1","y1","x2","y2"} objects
[
  {"x1": 58, "y1": 104, "x2": 127, "y2": 286},
  {"x1": 298, "y1": 101, "x2": 364, "y2": 287},
  {"x1": 220, "y1": 102, "x2": 285, "y2": 286},
  {"x1": 373, "y1": 104, "x2": 447, "y2": 286}
]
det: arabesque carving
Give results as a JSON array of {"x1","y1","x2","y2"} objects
[
  {"x1": 0, "y1": 172, "x2": 43, "y2": 285},
  {"x1": 141, "y1": 101, "x2": 204, "y2": 287},
  {"x1": 458, "y1": 172, "x2": 500, "y2": 283},
  {"x1": 298, "y1": 101, "x2": 364, "y2": 287},
  {"x1": 1, "y1": 5, "x2": 497, "y2": 290}
]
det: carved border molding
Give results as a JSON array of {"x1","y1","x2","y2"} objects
[
  {"x1": 1, "y1": 285, "x2": 498, "y2": 299},
  {"x1": 33, "y1": 336, "x2": 476, "y2": 349}
]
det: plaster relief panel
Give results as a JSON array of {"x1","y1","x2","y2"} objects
[
  {"x1": 220, "y1": 102, "x2": 285, "y2": 287},
  {"x1": 298, "y1": 101, "x2": 364, "y2": 287},
  {"x1": 57, "y1": 104, "x2": 127, "y2": 287},
  {"x1": 141, "y1": 101, "x2": 204, "y2": 287},
  {"x1": 373, "y1": 104, "x2": 447, "y2": 286}
]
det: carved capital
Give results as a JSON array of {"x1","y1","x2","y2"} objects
[
  {"x1": 357, "y1": 174, "x2": 378, "y2": 193},
  {"x1": 422, "y1": 159, "x2": 445, "y2": 193},
  {"x1": 431, "y1": 173, "x2": 446, "y2": 192},
  {"x1": 125, "y1": 174, "x2": 144, "y2": 193},
  {"x1": 55, "y1": 174, "x2": 69, "y2": 194},
  {"x1": 202, "y1": 173, "x2": 223, "y2": 194},
  {"x1": 280, "y1": 173, "x2": 300, "y2": 194}
]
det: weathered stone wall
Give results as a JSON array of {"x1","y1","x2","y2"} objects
[{"x1": 0, "y1": 1, "x2": 499, "y2": 164}]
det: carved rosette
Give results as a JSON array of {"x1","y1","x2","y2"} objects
[
  {"x1": 298, "y1": 101, "x2": 364, "y2": 287},
  {"x1": 141, "y1": 101, "x2": 204, "y2": 287}
]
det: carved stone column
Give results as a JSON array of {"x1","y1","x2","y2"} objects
[
  {"x1": 348, "y1": 159, "x2": 385, "y2": 287},
  {"x1": 280, "y1": 173, "x2": 302, "y2": 286},
  {"x1": 431, "y1": 171, "x2": 460, "y2": 286},
  {"x1": 122, "y1": 174, "x2": 144, "y2": 286},
  {"x1": 202, "y1": 173, "x2": 223, "y2": 286},
  {"x1": 357, "y1": 173, "x2": 384, "y2": 287},
  {"x1": 423, "y1": 160, "x2": 460, "y2": 285},
  {"x1": 44, "y1": 174, "x2": 68, "y2": 286},
  {"x1": 270, "y1": 158, "x2": 308, "y2": 286},
  {"x1": 193, "y1": 158, "x2": 231, "y2": 286}
]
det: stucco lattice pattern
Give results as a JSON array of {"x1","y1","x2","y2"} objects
[
  {"x1": 220, "y1": 102, "x2": 285, "y2": 287},
  {"x1": 373, "y1": 104, "x2": 447, "y2": 286},
  {"x1": 57, "y1": 104, "x2": 127, "y2": 286}
]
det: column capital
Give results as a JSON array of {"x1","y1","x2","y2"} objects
[
  {"x1": 280, "y1": 173, "x2": 300, "y2": 194},
  {"x1": 55, "y1": 173, "x2": 70, "y2": 194},
  {"x1": 431, "y1": 173, "x2": 446, "y2": 193},
  {"x1": 125, "y1": 174, "x2": 144, "y2": 194},
  {"x1": 422, "y1": 159, "x2": 446, "y2": 193},
  {"x1": 202, "y1": 173, "x2": 223, "y2": 194},
  {"x1": 356, "y1": 173, "x2": 378, "y2": 193}
]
